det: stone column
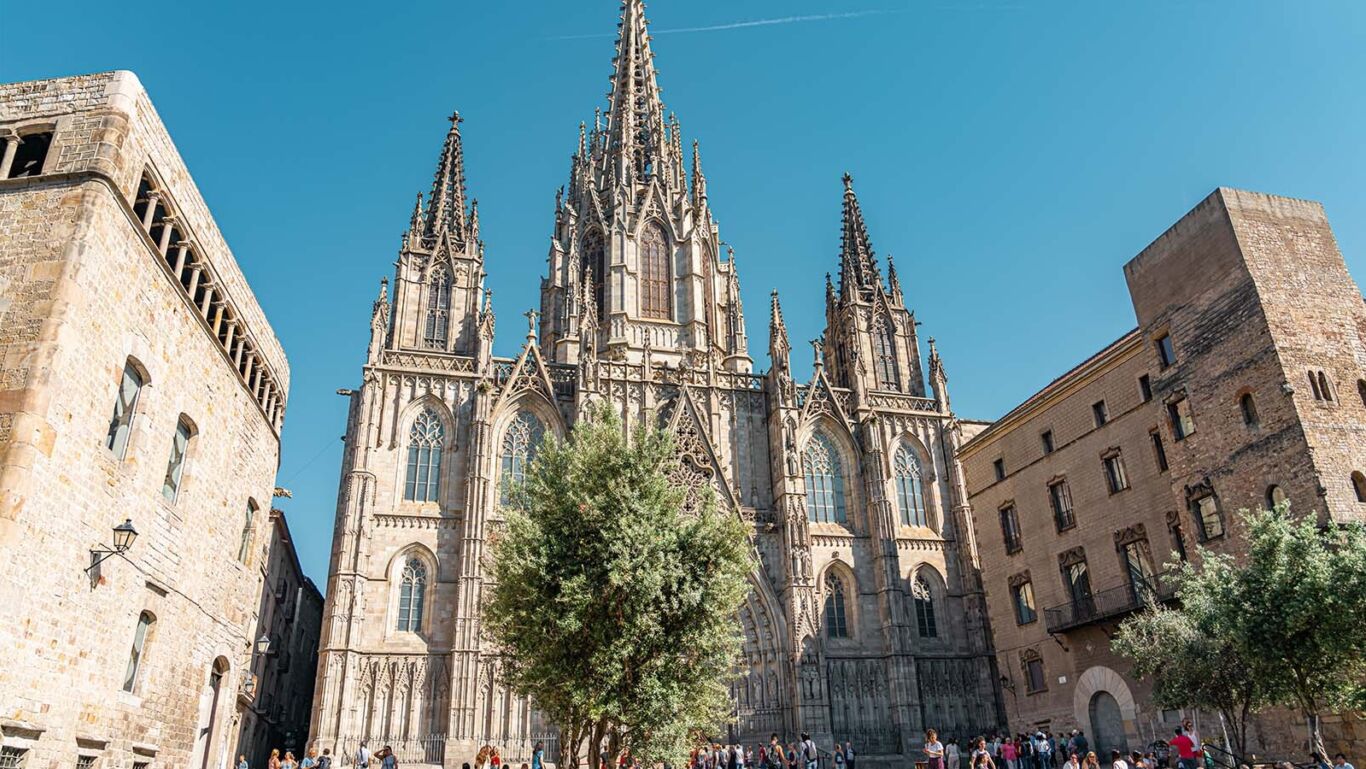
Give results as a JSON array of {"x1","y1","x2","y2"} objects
[{"x1": 0, "y1": 135, "x2": 19, "y2": 179}]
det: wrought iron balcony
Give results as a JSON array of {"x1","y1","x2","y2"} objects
[{"x1": 1044, "y1": 573, "x2": 1178, "y2": 633}]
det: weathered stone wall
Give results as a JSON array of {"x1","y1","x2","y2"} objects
[{"x1": 0, "y1": 72, "x2": 289, "y2": 769}]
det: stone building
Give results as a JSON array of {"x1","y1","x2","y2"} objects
[
  {"x1": 0, "y1": 72, "x2": 291, "y2": 768},
  {"x1": 959, "y1": 188, "x2": 1366, "y2": 757},
  {"x1": 310, "y1": 1, "x2": 1000, "y2": 765},
  {"x1": 239, "y1": 510, "x2": 325, "y2": 768}
]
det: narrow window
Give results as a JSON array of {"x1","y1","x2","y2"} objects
[
  {"x1": 7, "y1": 131, "x2": 53, "y2": 178},
  {"x1": 893, "y1": 444, "x2": 927, "y2": 527},
  {"x1": 237, "y1": 502, "x2": 256, "y2": 564},
  {"x1": 423, "y1": 263, "x2": 453, "y2": 348},
  {"x1": 804, "y1": 433, "x2": 847, "y2": 524},
  {"x1": 1040, "y1": 430, "x2": 1054, "y2": 454},
  {"x1": 1240, "y1": 393, "x2": 1259, "y2": 427},
  {"x1": 1357, "y1": 379, "x2": 1366, "y2": 409},
  {"x1": 1168, "y1": 396, "x2": 1196, "y2": 440},
  {"x1": 873, "y1": 316, "x2": 900, "y2": 390},
  {"x1": 1150, "y1": 430, "x2": 1169, "y2": 472},
  {"x1": 1309, "y1": 372, "x2": 1323, "y2": 400},
  {"x1": 1155, "y1": 333, "x2": 1175, "y2": 367},
  {"x1": 1193, "y1": 493, "x2": 1224, "y2": 540},
  {"x1": 105, "y1": 361, "x2": 145, "y2": 459},
  {"x1": 1139, "y1": 374, "x2": 1153, "y2": 403},
  {"x1": 124, "y1": 611, "x2": 154, "y2": 692},
  {"x1": 403, "y1": 409, "x2": 445, "y2": 502},
  {"x1": 1023, "y1": 652, "x2": 1046, "y2": 693},
  {"x1": 911, "y1": 576, "x2": 937, "y2": 638},
  {"x1": 824, "y1": 574, "x2": 849, "y2": 638},
  {"x1": 500, "y1": 411, "x2": 547, "y2": 507},
  {"x1": 999, "y1": 504, "x2": 1022, "y2": 554},
  {"x1": 639, "y1": 223, "x2": 671, "y2": 320},
  {"x1": 1062, "y1": 556, "x2": 1094, "y2": 616},
  {"x1": 161, "y1": 417, "x2": 193, "y2": 503},
  {"x1": 396, "y1": 557, "x2": 428, "y2": 632},
  {"x1": 1353, "y1": 471, "x2": 1366, "y2": 503},
  {"x1": 1103, "y1": 451, "x2": 1129, "y2": 493},
  {"x1": 993, "y1": 458, "x2": 1006, "y2": 482},
  {"x1": 1121, "y1": 539, "x2": 1158, "y2": 603},
  {"x1": 1266, "y1": 485, "x2": 1286, "y2": 510},
  {"x1": 583, "y1": 230, "x2": 607, "y2": 321},
  {"x1": 1012, "y1": 580, "x2": 1037, "y2": 625},
  {"x1": 1092, "y1": 400, "x2": 1108, "y2": 427},
  {"x1": 1168, "y1": 517, "x2": 1188, "y2": 562},
  {"x1": 1318, "y1": 371, "x2": 1335, "y2": 402},
  {"x1": 1049, "y1": 479, "x2": 1075, "y2": 531}
]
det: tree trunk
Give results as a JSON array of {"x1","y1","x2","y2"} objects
[{"x1": 1304, "y1": 710, "x2": 1326, "y2": 761}]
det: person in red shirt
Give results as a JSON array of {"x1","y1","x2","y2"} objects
[{"x1": 1169, "y1": 728, "x2": 1197, "y2": 769}]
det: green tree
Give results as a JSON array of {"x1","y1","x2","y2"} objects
[
  {"x1": 1116, "y1": 505, "x2": 1366, "y2": 758},
  {"x1": 484, "y1": 403, "x2": 754, "y2": 769}
]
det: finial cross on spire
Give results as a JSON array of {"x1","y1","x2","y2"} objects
[
  {"x1": 842, "y1": 172, "x2": 854, "y2": 191},
  {"x1": 448, "y1": 111, "x2": 462, "y2": 125}
]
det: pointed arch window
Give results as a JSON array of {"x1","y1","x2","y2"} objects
[
  {"x1": 396, "y1": 557, "x2": 428, "y2": 632},
  {"x1": 403, "y1": 409, "x2": 445, "y2": 502},
  {"x1": 106, "y1": 360, "x2": 145, "y2": 459},
  {"x1": 583, "y1": 230, "x2": 606, "y2": 322},
  {"x1": 423, "y1": 264, "x2": 453, "y2": 348},
  {"x1": 500, "y1": 411, "x2": 547, "y2": 507},
  {"x1": 873, "y1": 316, "x2": 899, "y2": 390},
  {"x1": 803, "y1": 432, "x2": 847, "y2": 524},
  {"x1": 894, "y1": 444, "x2": 928, "y2": 527},
  {"x1": 238, "y1": 501, "x2": 257, "y2": 564},
  {"x1": 824, "y1": 573, "x2": 849, "y2": 639},
  {"x1": 912, "y1": 575, "x2": 938, "y2": 638},
  {"x1": 640, "y1": 223, "x2": 671, "y2": 320},
  {"x1": 123, "y1": 611, "x2": 154, "y2": 692},
  {"x1": 161, "y1": 416, "x2": 194, "y2": 503}
]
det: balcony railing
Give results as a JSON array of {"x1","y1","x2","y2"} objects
[{"x1": 1044, "y1": 573, "x2": 1178, "y2": 633}]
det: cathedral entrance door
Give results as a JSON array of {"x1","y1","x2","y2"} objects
[{"x1": 1088, "y1": 691, "x2": 1127, "y2": 758}]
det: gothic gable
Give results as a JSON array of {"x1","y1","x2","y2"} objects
[{"x1": 664, "y1": 385, "x2": 740, "y2": 514}]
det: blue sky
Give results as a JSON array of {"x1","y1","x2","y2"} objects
[{"x1": 6, "y1": 1, "x2": 1365, "y2": 588}]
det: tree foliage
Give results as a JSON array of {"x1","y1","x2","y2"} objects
[
  {"x1": 484, "y1": 402, "x2": 754, "y2": 768},
  {"x1": 1115, "y1": 505, "x2": 1366, "y2": 758}
]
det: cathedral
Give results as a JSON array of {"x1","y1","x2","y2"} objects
[{"x1": 310, "y1": 1, "x2": 1001, "y2": 764}]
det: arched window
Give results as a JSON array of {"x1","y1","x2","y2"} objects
[
  {"x1": 396, "y1": 557, "x2": 428, "y2": 632},
  {"x1": 912, "y1": 575, "x2": 938, "y2": 638},
  {"x1": 894, "y1": 444, "x2": 927, "y2": 527},
  {"x1": 873, "y1": 316, "x2": 899, "y2": 390},
  {"x1": 1266, "y1": 485, "x2": 1287, "y2": 510},
  {"x1": 640, "y1": 223, "x2": 671, "y2": 320},
  {"x1": 105, "y1": 360, "x2": 146, "y2": 459},
  {"x1": 123, "y1": 611, "x2": 154, "y2": 692},
  {"x1": 237, "y1": 501, "x2": 256, "y2": 564},
  {"x1": 803, "y1": 432, "x2": 847, "y2": 524},
  {"x1": 423, "y1": 264, "x2": 453, "y2": 348},
  {"x1": 824, "y1": 573, "x2": 849, "y2": 639},
  {"x1": 1353, "y1": 472, "x2": 1366, "y2": 504},
  {"x1": 161, "y1": 416, "x2": 194, "y2": 503},
  {"x1": 583, "y1": 230, "x2": 606, "y2": 321},
  {"x1": 500, "y1": 411, "x2": 547, "y2": 507},
  {"x1": 403, "y1": 409, "x2": 445, "y2": 502},
  {"x1": 1240, "y1": 392, "x2": 1259, "y2": 427}
]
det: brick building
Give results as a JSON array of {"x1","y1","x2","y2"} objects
[
  {"x1": 959, "y1": 188, "x2": 1366, "y2": 758},
  {"x1": 0, "y1": 72, "x2": 292, "y2": 768}
]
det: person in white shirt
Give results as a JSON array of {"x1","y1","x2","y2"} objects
[
  {"x1": 947, "y1": 740, "x2": 961, "y2": 769},
  {"x1": 925, "y1": 730, "x2": 946, "y2": 769},
  {"x1": 1063, "y1": 753, "x2": 1081, "y2": 769},
  {"x1": 354, "y1": 741, "x2": 371, "y2": 769},
  {"x1": 1110, "y1": 751, "x2": 1129, "y2": 769}
]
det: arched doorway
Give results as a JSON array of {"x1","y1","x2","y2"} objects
[{"x1": 1089, "y1": 691, "x2": 1127, "y2": 757}]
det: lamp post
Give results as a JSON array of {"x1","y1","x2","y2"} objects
[{"x1": 86, "y1": 518, "x2": 138, "y2": 584}]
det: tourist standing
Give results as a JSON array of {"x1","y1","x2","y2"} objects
[
  {"x1": 533, "y1": 743, "x2": 544, "y2": 769},
  {"x1": 1333, "y1": 754, "x2": 1356, "y2": 769},
  {"x1": 800, "y1": 734, "x2": 817, "y2": 769},
  {"x1": 318, "y1": 749, "x2": 333, "y2": 769},
  {"x1": 1063, "y1": 754, "x2": 1081, "y2": 769},
  {"x1": 926, "y1": 730, "x2": 946, "y2": 769},
  {"x1": 239, "y1": 756, "x2": 250, "y2": 769},
  {"x1": 1169, "y1": 727, "x2": 1197, "y2": 769},
  {"x1": 1110, "y1": 751, "x2": 1128, "y2": 769},
  {"x1": 269, "y1": 749, "x2": 282, "y2": 769},
  {"x1": 282, "y1": 752, "x2": 299, "y2": 769},
  {"x1": 845, "y1": 742, "x2": 856, "y2": 769},
  {"x1": 380, "y1": 746, "x2": 397, "y2": 769},
  {"x1": 1002, "y1": 738, "x2": 1018, "y2": 769},
  {"x1": 948, "y1": 739, "x2": 961, "y2": 769},
  {"x1": 972, "y1": 738, "x2": 997, "y2": 769},
  {"x1": 833, "y1": 743, "x2": 846, "y2": 769},
  {"x1": 1084, "y1": 752, "x2": 1100, "y2": 769}
]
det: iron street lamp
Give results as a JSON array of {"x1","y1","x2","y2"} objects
[
  {"x1": 256, "y1": 633, "x2": 272, "y2": 657},
  {"x1": 87, "y1": 518, "x2": 139, "y2": 575}
]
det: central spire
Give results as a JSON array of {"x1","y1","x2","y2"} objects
[
  {"x1": 839, "y1": 173, "x2": 881, "y2": 294},
  {"x1": 603, "y1": 0, "x2": 670, "y2": 186},
  {"x1": 423, "y1": 112, "x2": 468, "y2": 245}
]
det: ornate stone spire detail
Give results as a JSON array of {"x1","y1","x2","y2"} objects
[
  {"x1": 367, "y1": 277, "x2": 390, "y2": 363},
  {"x1": 769, "y1": 290, "x2": 790, "y2": 364},
  {"x1": 602, "y1": 0, "x2": 669, "y2": 186},
  {"x1": 838, "y1": 173, "x2": 881, "y2": 294},
  {"x1": 887, "y1": 253, "x2": 904, "y2": 303},
  {"x1": 929, "y1": 337, "x2": 950, "y2": 412},
  {"x1": 691, "y1": 139, "x2": 708, "y2": 207},
  {"x1": 423, "y1": 112, "x2": 469, "y2": 244}
]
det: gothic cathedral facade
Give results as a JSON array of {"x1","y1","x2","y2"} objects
[{"x1": 311, "y1": 2, "x2": 1001, "y2": 764}]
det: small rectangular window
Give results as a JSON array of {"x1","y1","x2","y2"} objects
[
  {"x1": 1049, "y1": 480, "x2": 1075, "y2": 530},
  {"x1": 1156, "y1": 333, "x2": 1176, "y2": 367},
  {"x1": 0, "y1": 747, "x2": 29, "y2": 769},
  {"x1": 1103, "y1": 452, "x2": 1129, "y2": 493},
  {"x1": 1150, "y1": 430, "x2": 1169, "y2": 472},
  {"x1": 1013, "y1": 581, "x2": 1037, "y2": 625},
  {"x1": 1139, "y1": 374, "x2": 1153, "y2": 402},
  {"x1": 76, "y1": 757, "x2": 96, "y2": 769},
  {"x1": 1025, "y1": 657, "x2": 1047, "y2": 693},
  {"x1": 1000, "y1": 505, "x2": 1022, "y2": 554},
  {"x1": 1092, "y1": 400, "x2": 1108, "y2": 427},
  {"x1": 1169, "y1": 396, "x2": 1196, "y2": 440},
  {"x1": 1041, "y1": 430, "x2": 1055, "y2": 454},
  {"x1": 993, "y1": 458, "x2": 1006, "y2": 482},
  {"x1": 1194, "y1": 495, "x2": 1224, "y2": 540}
]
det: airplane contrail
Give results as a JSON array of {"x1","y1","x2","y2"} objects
[{"x1": 548, "y1": 10, "x2": 904, "y2": 40}]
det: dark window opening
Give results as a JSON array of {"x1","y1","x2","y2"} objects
[
  {"x1": 1353, "y1": 471, "x2": 1366, "y2": 503},
  {"x1": 8, "y1": 132, "x2": 53, "y2": 178},
  {"x1": 1240, "y1": 392, "x2": 1259, "y2": 427},
  {"x1": 1103, "y1": 451, "x2": 1129, "y2": 493},
  {"x1": 1092, "y1": 400, "x2": 1108, "y2": 427},
  {"x1": 1000, "y1": 504, "x2": 1022, "y2": 554},
  {"x1": 1139, "y1": 374, "x2": 1153, "y2": 402},
  {"x1": 1041, "y1": 430, "x2": 1055, "y2": 454},
  {"x1": 1168, "y1": 396, "x2": 1196, "y2": 440},
  {"x1": 1150, "y1": 430, "x2": 1168, "y2": 472},
  {"x1": 1156, "y1": 333, "x2": 1176, "y2": 367},
  {"x1": 993, "y1": 458, "x2": 1006, "y2": 482},
  {"x1": 1049, "y1": 479, "x2": 1075, "y2": 531}
]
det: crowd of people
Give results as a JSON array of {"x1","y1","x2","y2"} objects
[{"x1": 688, "y1": 733, "x2": 854, "y2": 769}]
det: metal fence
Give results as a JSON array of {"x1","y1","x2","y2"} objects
[{"x1": 324, "y1": 733, "x2": 561, "y2": 768}]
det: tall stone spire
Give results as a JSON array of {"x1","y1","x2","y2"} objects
[
  {"x1": 423, "y1": 112, "x2": 468, "y2": 244},
  {"x1": 602, "y1": 0, "x2": 669, "y2": 186},
  {"x1": 838, "y1": 173, "x2": 880, "y2": 294},
  {"x1": 691, "y1": 139, "x2": 708, "y2": 207}
]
